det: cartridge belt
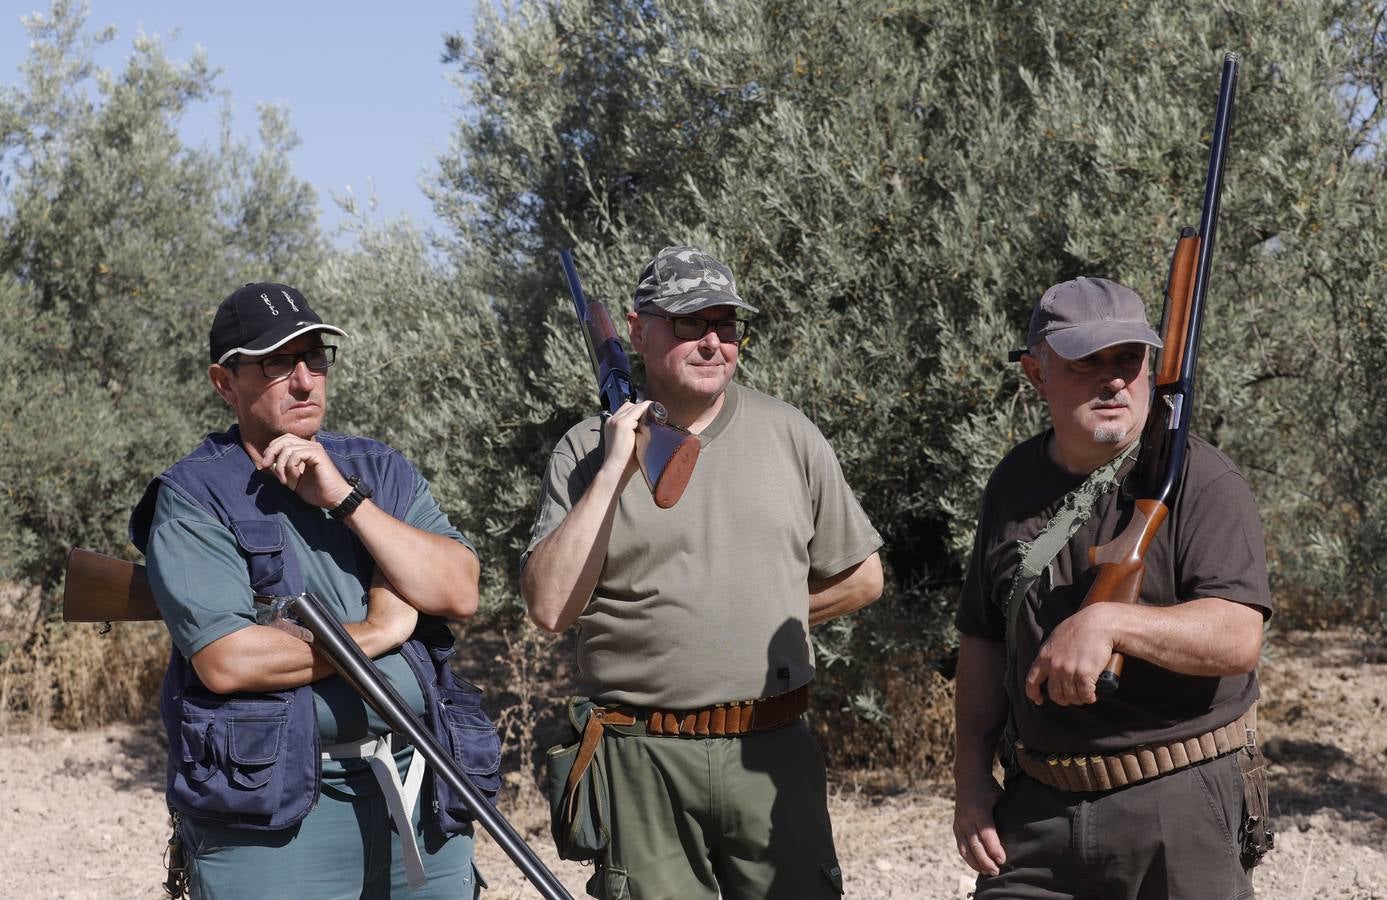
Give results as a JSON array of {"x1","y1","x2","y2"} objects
[
  {"x1": 608, "y1": 684, "x2": 809, "y2": 738},
  {"x1": 1016, "y1": 703, "x2": 1257, "y2": 793}
]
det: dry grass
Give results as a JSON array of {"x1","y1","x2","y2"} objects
[
  {"x1": 816, "y1": 660, "x2": 957, "y2": 778},
  {"x1": 1, "y1": 582, "x2": 167, "y2": 733}
]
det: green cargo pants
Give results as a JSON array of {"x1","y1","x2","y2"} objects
[{"x1": 588, "y1": 717, "x2": 844, "y2": 900}]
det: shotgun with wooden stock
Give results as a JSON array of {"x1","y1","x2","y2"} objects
[
  {"x1": 60, "y1": 548, "x2": 574, "y2": 898},
  {"x1": 1084, "y1": 53, "x2": 1241, "y2": 694},
  {"x1": 559, "y1": 249, "x2": 700, "y2": 508}
]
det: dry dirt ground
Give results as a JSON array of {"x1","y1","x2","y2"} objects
[{"x1": 2, "y1": 628, "x2": 1384, "y2": 899}]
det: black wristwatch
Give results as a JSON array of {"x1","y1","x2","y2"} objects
[{"x1": 329, "y1": 475, "x2": 373, "y2": 520}]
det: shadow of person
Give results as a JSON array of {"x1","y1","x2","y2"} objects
[{"x1": 725, "y1": 617, "x2": 841, "y2": 899}]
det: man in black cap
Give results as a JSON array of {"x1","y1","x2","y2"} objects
[
  {"x1": 130, "y1": 283, "x2": 493, "y2": 898},
  {"x1": 522, "y1": 247, "x2": 884, "y2": 898},
  {"x1": 952, "y1": 277, "x2": 1273, "y2": 898}
]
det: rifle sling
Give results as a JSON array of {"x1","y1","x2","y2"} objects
[{"x1": 1002, "y1": 439, "x2": 1139, "y2": 707}]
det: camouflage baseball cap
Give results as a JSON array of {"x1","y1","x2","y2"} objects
[
  {"x1": 1017, "y1": 277, "x2": 1162, "y2": 361},
  {"x1": 632, "y1": 246, "x2": 759, "y2": 315}
]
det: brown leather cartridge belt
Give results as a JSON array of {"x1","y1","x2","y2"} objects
[
  {"x1": 611, "y1": 684, "x2": 810, "y2": 738},
  {"x1": 1015, "y1": 703, "x2": 1257, "y2": 793}
]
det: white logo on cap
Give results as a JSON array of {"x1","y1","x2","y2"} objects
[
  {"x1": 280, "y1": 290, "x2": 300, "y2": 312},
  {"x1": 260, "y1": 292, "x2": 279, "y2": 316}
]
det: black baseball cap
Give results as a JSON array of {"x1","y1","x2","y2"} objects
[{"x1": 209, "y1": 283, "x2": 347, "y2": 365}]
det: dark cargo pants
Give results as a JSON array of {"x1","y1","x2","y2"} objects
[
  {"x1": 589, "y1": 718, "x2": 843, "y2": 900},
  {"x1": 975, "y1": 752, "x2": 1255, "y2": 900}
]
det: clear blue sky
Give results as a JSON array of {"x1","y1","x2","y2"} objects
[{"x1": 0, "y1": 1, "x2": 479, "y2": 239}]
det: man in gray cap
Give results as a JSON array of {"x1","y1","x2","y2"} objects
[
  {"x1": 522, "y1": 247, "x2": 884, "y2": 898},
  {"x1": 952, "y1": 277, "x2": 1273, "y2": 898}
]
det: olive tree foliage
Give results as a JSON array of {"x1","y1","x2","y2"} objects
[
  {"x1": 434, "y1": 0, "x2": 1387, "y2": 736},
  {"x1": 0, "y1": 0, "x2": 326, "y2": 593},
  {"x1": 309, "y1": 222, "x2": 545, "y2": 610}
]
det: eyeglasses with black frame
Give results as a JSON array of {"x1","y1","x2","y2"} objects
[
  {"x1": 640, "y1": 312, "x2": 750, "y2": 344},
  {"x1": 226, "y1": 345, "x2": 337, "y2": 379}
]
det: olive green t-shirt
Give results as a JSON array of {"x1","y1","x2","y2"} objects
[
  {"x1": 524, "y1": 382, "x2": 883, "y2": 709},
  {"x1": 146, "y1": 474, "x2": 475, "y2": 746},
  {"x1": 955, "y1": 432, "x2": 1272, "y2": 754}
]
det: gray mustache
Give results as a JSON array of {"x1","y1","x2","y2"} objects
[{"x1": 1092, "y1": 393, "x2": 1131, "y2": 409}]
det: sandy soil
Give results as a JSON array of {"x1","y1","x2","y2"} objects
[{"x1": 2, "y1": 628, "x2": 1383, "y2": 899}]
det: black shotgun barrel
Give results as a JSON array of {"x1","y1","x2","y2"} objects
[
  {"x1": 1137, "y1": 52, "x2": 1237, "y2": 510},
  {"x1": 286, "y1": 592, "x2": 573, "y2": 900},
  {"x1": 560, "y1": 248, "x2": 636, "y2": 415}
]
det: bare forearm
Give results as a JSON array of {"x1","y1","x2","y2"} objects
[
  {"x1": 521, "y1": 465, "x2": 628, "y2": 632},
  {"x1": 1104, "y1": 597, "x2": 1263, "y2": 676},
  {"x1": 953, "y1": 635, "x2": 1010, "y2": 783},
  {"x1": 190, "y1": 618, "x2": 400, "y2": 694},
  {"x1": 808, "y1": 553, "x2": 884, "y2": 626},
  {"x1": 344, "y1": 501, "x2": 479, "y2": 619},
  {"x1": 952, "y1": 635, "x2": 1011, "y2": 877}
]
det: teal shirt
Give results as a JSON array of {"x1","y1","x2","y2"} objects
[{"x1": 146, "y1": 473, "x2": 475, "y2": 748}]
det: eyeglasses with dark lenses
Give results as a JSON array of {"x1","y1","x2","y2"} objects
[
  {"x1": 644, "y1": 313, "x2": 749, "y2": 343},
  {"x1": 229, "y1": 345, "x2": 337, "y2": 378}
]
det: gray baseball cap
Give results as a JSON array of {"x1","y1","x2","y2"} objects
[
  {"x1": 1014, "y1": 277, "x2": 1162, "y2": 361},
  {"x1": 632, "y1": 246, "x2": 759, "y2": 315}
]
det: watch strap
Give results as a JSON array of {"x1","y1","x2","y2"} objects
[{"x1": 329, "y1": 475, "x2": 372, "y2": 520}]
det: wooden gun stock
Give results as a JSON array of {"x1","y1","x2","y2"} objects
[
  {"x1": 1083, "y1": 499, "x2": 1169, "y2": 693},
  {"x1": 63, "y1": 547, "x2": 159, "y2": 622},
  {"x1": 1157, "y1": 233, "x2": 1200, "y2": 386},
  {"x1": 63, "y1": 549, "x2": 311, "y2": 641}
]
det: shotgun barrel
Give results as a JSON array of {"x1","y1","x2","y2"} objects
[
  {"x1": 283, "y1": 592, "x2": 574, "y2": 900},
  {"x1": 1087, "y1": 53, "x2": 1240, "y2": 694}
]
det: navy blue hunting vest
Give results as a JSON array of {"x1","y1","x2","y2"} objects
[{"x1": 130, "y1": 426, "x2": 500, "y2": 833}]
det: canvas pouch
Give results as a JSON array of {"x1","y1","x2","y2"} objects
[{"x1": 545, "y1": 697, "x2": 632, "y2": 861}]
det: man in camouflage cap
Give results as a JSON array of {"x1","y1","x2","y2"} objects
[{"x1": 522, "y1": 246, "x2": 885, "y2": 898}]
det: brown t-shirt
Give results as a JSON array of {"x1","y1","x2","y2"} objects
[
  {"x1": 524, "y1": 382, "x2": 883, "y2": 709},
  {"x1": 955, "y1": 432, "x2": 1272, "y2": 754}
]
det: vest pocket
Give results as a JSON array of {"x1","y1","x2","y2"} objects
[
  {"x1": 227, "y1": 716, "x2": 286, "y2": 790},
  {"x1": 230, "y1": 519, "x2": 287, "y2": 592},
  {"x1": 181, "y1": 717, "x2": 215, "y2": 783},
  {"x1": 436, "y1": 678, "x2": 502, "y2": 824},
  {"x1": 448, "y1": 719, "x2": 502, "y2": 793},
  {"x1": 171, "y1": 696, "x2": 290, "y2": 820}
]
